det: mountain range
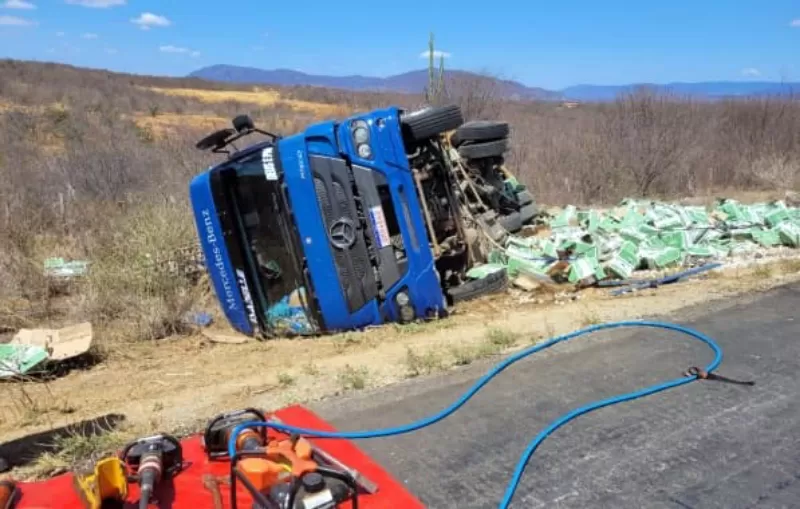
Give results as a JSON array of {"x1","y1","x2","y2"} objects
[{"x1": 189, "y1": 64, "x2": 800, "y2": 102}]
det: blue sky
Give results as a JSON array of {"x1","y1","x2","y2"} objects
[{"x1": 0, "y1": 0, "x2": 798, "y2": 89}]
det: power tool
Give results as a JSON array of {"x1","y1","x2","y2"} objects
[
  {"x1": 0, "y1": 480, "x2": 18, "y2": 509},
  {"x1": 72, "y1": 456, "x2": 128, "y2": 509},
  {"x1": 229, "y1": 434, "x2": 361, "y2": 509},
  {"x1": 201, "y1": 409, "x2": 374, "y2": 509},
  {"x1": 203, "y1": 408, "x2": 268, "y2": 459},
  {"x1": 119, "y1": 434, "x2": 183, "y2": 509}
]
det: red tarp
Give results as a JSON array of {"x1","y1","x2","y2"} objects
[{"x1": 15, "y1": 405, "x2": 424, "y2": 509}]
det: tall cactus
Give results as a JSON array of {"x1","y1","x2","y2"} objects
[{"x1": 425, "y1": 32, "x2": 446, "y2": 105}]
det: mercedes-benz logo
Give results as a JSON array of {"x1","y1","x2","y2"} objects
[{"x1": 329, "y1": 217, "x2": 356, "y2": 250}]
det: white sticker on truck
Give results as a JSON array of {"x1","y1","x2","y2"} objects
[
  {"x1": 261, "y1": 147, "x2": 278, "y2": 181},
  {"x1": 369, "y1": 205, "x2": 391, "y2": 249}
]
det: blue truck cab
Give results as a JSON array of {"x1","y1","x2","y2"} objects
[{"x1": 189, "y1": 105, "x2": 470, "y2": 337}]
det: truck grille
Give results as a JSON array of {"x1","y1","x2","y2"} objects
[
  {"x1": 311, "y1": 159, "x2": 376, "y2": 313},
  {"x1": 315, "y1": 177, "x2": 351, "y2": 284}
]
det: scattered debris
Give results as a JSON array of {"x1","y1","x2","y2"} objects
[
  {"x1": 0, "y1": 322, "x2": 93, "y2": 377},
  {"x1": 201, "y1": 330, "x2": 251, "y2": 344},
  {"x1": 610, "y1": 262, "x2": 723, "y2": 296},
  {"x1": 465, "y1": 263, "x2": 506, "y2": 279},
  {"x1": 0, "y1": 344, "x2": 48, "y2": 378},
  {"x1": 43, "y1": 258, "x2": 89, "y2": 279},
  {"x1": 480, "y1": 197, "x2": 800, "y2": 288},
  {"x1": 266, "y1": 287, "x2": 315, "y2": 336},
  {"x1": 10, "y1": 322, "x2": 93, "y2": 362},
  {"x1": 183, "y1": 311, "x2": 213, "y2": 328}
]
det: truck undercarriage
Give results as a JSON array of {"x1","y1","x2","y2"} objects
[{"x1": 398, "y1": 105, "x2": 539, "y2": 304}]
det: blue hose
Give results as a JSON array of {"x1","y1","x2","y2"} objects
[{"x1": 228, "y1": 320, "x2": 723, "y2": 508}]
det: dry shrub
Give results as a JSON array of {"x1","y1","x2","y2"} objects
[
  {"x1": 443, "y1": 71, "x2": 504, "y2": 121},
  {"x1": 503, "y1": 90, "x2": 800, "y2": 205},
  {"x1": 83, "y1": 202, "x2": 201, "y2": 342}
]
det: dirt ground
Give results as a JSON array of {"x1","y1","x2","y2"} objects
[{"x1": 2, "y1": 257, "x2": 800, "y2": 478}]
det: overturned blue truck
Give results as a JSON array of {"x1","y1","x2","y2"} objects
[{"x1": 189, "y1": 105, "x2": 535, "y2": 338}]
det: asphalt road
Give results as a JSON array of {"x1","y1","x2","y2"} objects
[{"x1": 314, "y1": 283, "x2": 800, "y2": 509}]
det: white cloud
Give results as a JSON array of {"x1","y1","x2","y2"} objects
[
  {"x1": 159, "y1": 44, "x2": 188, "y2": 53},
  {"x1": 132, "y1": 12, "x2": 170, "y2": 30},
  {"x1": 419, "y1": 49, "x2": 451, "y2": 59},
  {"x1": 104, "y1": 47, "x2": 117, "y2": 54},
  {"x1": 55, "y1": 30, "x2": 64, "y2": 36},
  {"x1": 65, "y1": 0, "x2": 125, "y2": 7},
  {"x1": 252, "y1": 45, "x2": 265, "y2": 51},
  {"x1": 741, "y1": 68, "x2": 761, "y2": 77},
  {"x1": 791, "y1": 19, "x2": 800, "y2": 27},
  {"x1": 81, "y1": 32, "x2": 98, "y2": 39},
  {"x1": 159, "y1": 45, "x2": 200, "y2": 57},
  {"x1": 2, "y1": 0, "x2": 36, "y2": 9},
  {"x1": 0, "y1": 14, "x2": 35, "y2": 25}
]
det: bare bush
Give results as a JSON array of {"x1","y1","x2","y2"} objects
[
  {"x1": 444, "y1": 72, "x2": 504, "y2": 121},
  {"x1": 597, "y1": 88, "x2": 702, "y2": 196},
  {"x1": 83, "y1": 203, "x2": 200, "y2": 342}
]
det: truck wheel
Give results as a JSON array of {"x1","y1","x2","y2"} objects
[
  {"x1": 446, "y1": 268, "x2": 508, "y2": 304},
  {"x1": 458, "y1": 139, "x2": 509, "y2": 160},
  {"x1": 520, "y1": 203, "x2": 538, "y2": 224},
  {"x1": 516, "y1": 190, "x2": 534, "y2": 206},
  {"x1": 451, "y1": 120, "x2": 509, "y2": 147},
  {"x1": 400, "y1": 105, "x2": 464, "y2": 142}
]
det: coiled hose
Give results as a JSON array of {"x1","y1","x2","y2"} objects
[{"x1": 229, "y1": 320, "x2": 723, "y2": 508}]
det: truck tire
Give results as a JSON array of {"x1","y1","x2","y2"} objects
[
  {"x1": 498, "y1": 211, "x2": 523, "y2": 233},
  {"x1": 458, "y1": 139, "x2": 508, "y2": 160},
  {"x1": 0, "y1": 456, "x2": 9, "y2": 473},
  {"x1": 451, "y1": 120, "x2": 509, "y2": 147},
  {"x1": 400, "y1": 105, "x2": 464, "y2": 142},
  {"x1": 446, "y1": 268, "x2": 508, "y2": 303},
  {"x1": 520, "y1": 202, "x2": 538, "y2": 224},
  {"x1": 516, "y1": 190, "x2": 534, "y2": 206}
]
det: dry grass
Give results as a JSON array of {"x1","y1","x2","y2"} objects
[
  {"x1": 779, "y1": 258, "x2": 800, "y2": 273},
  {"x1": 17, "y1": 427, "x2": 137, "y2": 480},
  {"x1": 337, "y1": 364, "x2": 369, "y2": 391},
  {"x1": 277, "y1": 372, "x2": 296, "y2": 387},
  {"x1": 146, "y1": 86, "x2": 349, "y2": 118},
  {"x1": 404, "y1": 346, "x2": 444, "y2": 377},
  {"x1": 131, "y1": 112, "x2": 229, "y2": 137},
  {"x1": 579, "y1": 308, "x2": 604, "y2": 327},
  {"x1": 81, "y1": 202, "x2": 204, "y2": 343},
  {"x1": 753, "y1": 263, "x2": 774, "y2": 279},
  {"x1": 485, "y1": 327, "x2": 519, "y2": 349}
]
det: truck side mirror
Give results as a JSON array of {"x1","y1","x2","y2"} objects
[{"x1": 232, "y1": 114, "x2": 255, "y2": 133}]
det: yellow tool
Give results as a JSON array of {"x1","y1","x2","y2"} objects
[{"x1": 72, "y1": 457, "x2": 128, "y2": 509}]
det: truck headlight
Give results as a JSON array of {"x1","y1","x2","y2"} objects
[
  {"x1": 351, "y1": 120, "x2": 373, "y2": 160},
  {"x1": 395, "y1": 289, "x2": 414, "y2": 322},
  {"x1": 353, "y1": 126, "x2": 369, "y2": 144},
  {"x1": 395, "y1": 291, "x2": 410, "y2": 306},
  {"x1": 357, "y1": 143, "x2": 373, "y2": 159}
]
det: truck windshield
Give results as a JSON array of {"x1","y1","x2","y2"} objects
[{"x1": 221, "y1": 154, "x2": 317, "y2": 336}]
